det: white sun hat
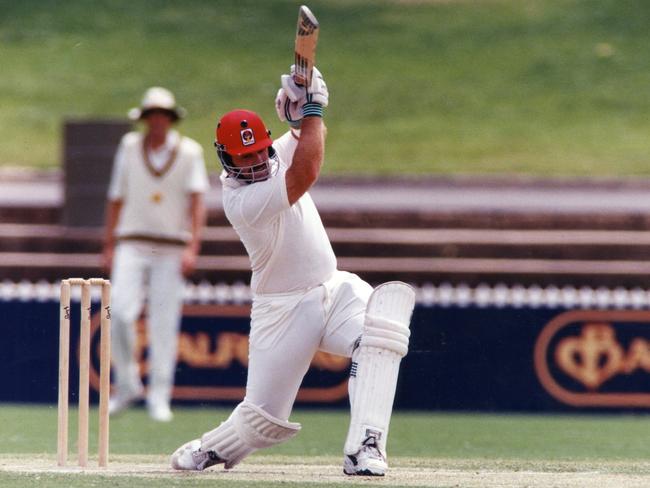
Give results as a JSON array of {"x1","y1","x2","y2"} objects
[{"x1": 128, "y1": 86, "x2": 187, "y2": 121}]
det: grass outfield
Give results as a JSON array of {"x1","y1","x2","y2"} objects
[
  {"x1": 2, "y1": 404, "x2": 650, "y2": 486},
  {"x1": 3, "y1": 0, "x2": 650, "y2": 176}
]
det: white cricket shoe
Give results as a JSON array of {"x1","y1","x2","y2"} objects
[
  {"x1": 170, "y1": 439, "x2": 224, "y2": 471},
  {"x1": 108, "y1": 388, "x2": 143, "y2": 416},
  {"x1": 343, "y1": 436, "x2": 387, "y2": 476},
  {"x1": 147, "y1": 402, "x2": 173, "y2": 422}
]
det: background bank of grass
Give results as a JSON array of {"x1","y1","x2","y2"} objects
[{"x1": 1, "y1": 0, "x2": 650, "y2": 176}]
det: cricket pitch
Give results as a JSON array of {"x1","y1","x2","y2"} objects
[{"x1": 3, "y1": 454, "x2": 650, "y2": 487}]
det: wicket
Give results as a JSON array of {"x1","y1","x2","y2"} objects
[{"x1": 57, "y1": 278, "x2": 111, "y2": 467}]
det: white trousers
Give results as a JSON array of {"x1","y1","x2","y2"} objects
[
  {"x1": 245, "y1": 270, "x2": 373, "y2": 420},
  {"x1": 110, "y1": 241, "x2": 185, "y2": 407}
]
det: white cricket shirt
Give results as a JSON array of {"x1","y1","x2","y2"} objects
[
  {"x1": 108, "y1": 130, "x2": 209, "y2": 243},
  {"x1": 221, "y1": 130, "x2": 336, "y2": 294}
]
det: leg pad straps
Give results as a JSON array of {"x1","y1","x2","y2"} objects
[{"x1": 202, "y1": 401, "x2": 301, "y2": 469}]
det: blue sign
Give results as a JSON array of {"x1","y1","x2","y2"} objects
[{"x1": 3, "y1": 290, "x2": 650, "y2": 411}]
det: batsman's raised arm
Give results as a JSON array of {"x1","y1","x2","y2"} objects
[
  {"x1": 285, "y1": 115, "x2": 324, "y2": 205},
  {"x1": 275, "y1": 65, "x2": 329, "y2": 204}
]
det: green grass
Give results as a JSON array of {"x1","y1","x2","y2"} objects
[
  {"x1": 3, "y1": 0, "x2": 650, "y2": 176},
  {"x1": 3, "y1": 404, "x2": 650, "y2": 487},
  {"x1": 3, "y1": 404, "x2": 650, "y2": 459}
]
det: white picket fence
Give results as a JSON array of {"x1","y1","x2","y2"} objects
[{"x1": 2, "y1": 280, "x2": 650, "y2": 309}]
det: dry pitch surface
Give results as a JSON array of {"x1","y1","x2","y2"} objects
[{"x1": 3, "y1": 455, "x2": 650, "y2": 487}]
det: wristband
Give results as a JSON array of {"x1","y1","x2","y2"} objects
[{"x1": 302, "y1": 102, "x2": 323, "y2": 118}]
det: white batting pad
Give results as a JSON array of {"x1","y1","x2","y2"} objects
[
  {"x1": 344, "y1": 282, "x2": 415, "y2": 456},
  {"x1": 202, "y1": 401, "x2": 301, "y2": 469}
]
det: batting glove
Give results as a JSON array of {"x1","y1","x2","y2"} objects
[
  {"x1": 283, "y1": 65, "x2": 328, "y2": 106},
  {"x1": 275, "y1": 65, "x2": 328, "y2": 127},
  {"x1": 275, "y1": 89, "x2": 301, "y2": 128}
]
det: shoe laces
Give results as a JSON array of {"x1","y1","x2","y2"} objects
[
  {"x1": 194, "y1": 448, "x2": 223, "y2": 470},
  {"x1": 360, "y1": 436, "x2": 384, "y2": 461}
]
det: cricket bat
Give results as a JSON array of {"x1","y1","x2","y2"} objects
[{"x1": 294, "y1": 5, "x2": 319, "y2": 87}]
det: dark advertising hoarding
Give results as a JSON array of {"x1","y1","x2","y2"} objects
[{"x1": 3, "y1": 284, "x2": 650, "y2": 411}]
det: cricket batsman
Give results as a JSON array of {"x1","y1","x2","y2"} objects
[{"x1": 170, "y1": 65, "x2": 415, "y2": 476}]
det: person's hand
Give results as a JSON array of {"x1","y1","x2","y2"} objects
[
  {"x1": 283, "y1": 65, "x2": 328, "y2": 106},
  {"x1": 181, "y1": 245, "x2": 198, "y2": 277},
  {"x1": 275, "y1": 89, "x2": 301, "y2": 128},
  {"x1": 102, "y1": 243, "x2": 114, "y2": 274},
  {"x1": 275, "y1": 65, "x2": 328, "y2": 127}
]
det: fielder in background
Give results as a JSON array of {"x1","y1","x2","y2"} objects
[
  {"x1": 171, "y1": 66, "x2": 414, "y2": 476},
  {"x1": 103, "y1": 87, "x2": 209, "y2": 422}
]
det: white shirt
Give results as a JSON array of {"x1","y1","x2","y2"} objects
[
  {"x1": 108, "y1": 130, "x2": 209, "y2": 243},
  {"x1": 221, "y1": 131, "x2": 336, "y2": 294},
  {"x1": 146, "y1": 131, "x2": 181, "y2": 172}
]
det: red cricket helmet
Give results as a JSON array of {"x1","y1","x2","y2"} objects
[
  {"x1": 214, "y1": 109, "x2": 277, "y2": 183},
  {"x1": 215, "y1": 109, "x2": 273, "y2": 157}
]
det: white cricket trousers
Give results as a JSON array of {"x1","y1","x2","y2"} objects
[
  {"x1": 245, "y1": 270, "x2": 373, "y2": 420},
  {"x1": 110, "y1": 241, "x2": 185, "y2": 408}
]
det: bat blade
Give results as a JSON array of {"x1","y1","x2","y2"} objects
[{"x1": 294, "y1": 5, "x2": 319, "y2": 87}]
